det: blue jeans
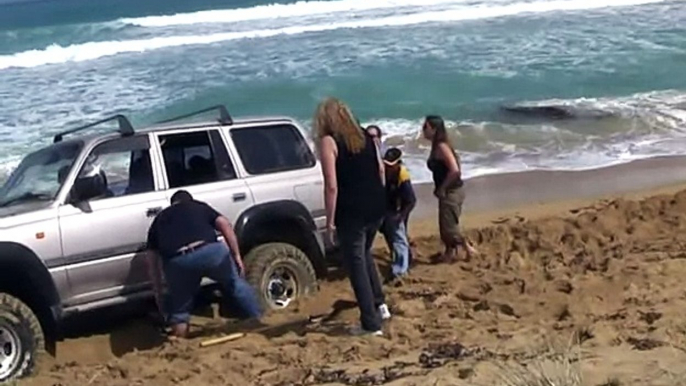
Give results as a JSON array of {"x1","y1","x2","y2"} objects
[
  {"x1": 381, "y1": 216, "x2": 410, "y2": 278},
  {"x1": 162, "y1": 242, "x2": 262, "y2": 325}
]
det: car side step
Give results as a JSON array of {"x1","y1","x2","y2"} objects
[{"x1": 62, "y1": 278, "x2": 216, "y2": 316}]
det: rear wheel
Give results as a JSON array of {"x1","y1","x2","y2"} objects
[
  {"x1": 245, "y1": 243, "x2": 318, "y2": 311},
  {"x1": 0, "y1": 293, "x2": 45, "y2": 382}
]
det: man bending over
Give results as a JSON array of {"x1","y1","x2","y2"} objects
[{"x1": 146, "y1": 190, "x2": 262, "y2": 338}]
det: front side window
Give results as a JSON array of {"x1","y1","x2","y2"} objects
[
  {"x1": 0, "y1": 141, "x2": 82, "y2": 208},
  {"x1": 73, "y1": 136, "x2": 155, "y2": 201},
  {"x1": 159, "y1": 130, "x2": 236, "y2": 189},
  {"x1": 231, "y1": 124, "x2": 315, "y2": 175}
]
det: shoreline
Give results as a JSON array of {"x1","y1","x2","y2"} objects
[{"x1": 407, "y1": 154, "x2": 686, "y2": 236}]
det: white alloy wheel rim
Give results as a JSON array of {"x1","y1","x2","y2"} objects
[{"x1": 0, "y1": 323, "x2": 22, "y2": 380}]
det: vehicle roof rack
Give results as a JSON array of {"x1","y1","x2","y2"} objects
[
  {"x1": 156, "y1": 104, "x2": 233, "y2": 126},
  {"x1": 53, "y1": 114, "x2": 135, "y2": 143}
]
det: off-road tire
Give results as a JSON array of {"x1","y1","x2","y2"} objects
[
  {"x1": 245, "y1": 243, "x2": 318, "y2": 311},
  {"x1": 0, "y1": 293, "x2": 45, "y2": 382}
]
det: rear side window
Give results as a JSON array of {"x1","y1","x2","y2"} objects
[
  {"x1": 231, "y1": 124, "x2": 315, "y2": 175},
  {"x1": 158, "y1": 129, "x2": 236, "y2": 188}
]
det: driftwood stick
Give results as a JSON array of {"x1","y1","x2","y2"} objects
[
  {"x1": 198, "y1": 312, "x2": 330, "y2": 348},
  {"x1": 199, "y1": 332, "x2": 246, "y2": 347}
]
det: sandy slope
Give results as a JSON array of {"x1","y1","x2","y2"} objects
[{"x1": 18, "y1": 187, "x2": 686, "y2": 386}]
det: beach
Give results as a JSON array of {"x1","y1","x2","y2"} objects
[
  {"x1": 17, "y1": 157, "x2": 686, "y2": 386},
  {"x1": 2, "y1": 0, "x2": 686, "y2": 182},
  {"x1": 412, "y1": 155, "x2": 686, "y2": 232},
  {"x1": 2, "y1": 0, "x2": 685, "y2": 384}
]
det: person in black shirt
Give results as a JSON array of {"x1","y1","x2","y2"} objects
[
  {"x1": 146, "y1": 190, "x2": 262, "y2": 338},
  {"x1": 314, "y1": 97, "x2": 390, "y2": 336},
  {"x1": 422, "y1": 115, "x2": 478, "y2": 262}
]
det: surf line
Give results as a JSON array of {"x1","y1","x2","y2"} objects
[
  {"x1": 120, "y1": 0, "x2": 664, "y2": 28},
  {"x1": 0, "y1": 0, "x2": 667, "y2": 70}
]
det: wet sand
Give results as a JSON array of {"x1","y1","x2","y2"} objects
[
  {"x1": 414, "y1": 155, "x2": 686, "y2": 224},
  {"x1": 18, "y1": 155, "x2": 686, "y2": 386}
]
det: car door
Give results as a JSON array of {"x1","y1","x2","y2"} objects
[
  {"x1": 153, "y1": 127, "x2": 254, "y2": 227},
  {"x1": 57, "y1": 134, "x2": 168, "y2": 307},
  {"x1": 228, "y1": 122, "x2": 323, "y2": 216}
]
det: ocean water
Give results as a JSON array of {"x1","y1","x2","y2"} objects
[{"x1": 1, "y1": 0, "x2": 685, "y2": 183}]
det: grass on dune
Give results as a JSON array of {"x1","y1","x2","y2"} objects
[{"x1": 490, "y1": 334, "x2": 584, "y2": 386}]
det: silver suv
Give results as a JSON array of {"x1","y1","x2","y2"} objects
[{"x1": 0, "y1": 105, "x2": 330, "y2": 382}]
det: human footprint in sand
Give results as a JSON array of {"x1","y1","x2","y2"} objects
[{"x1": 422, "y1": 115, "x2": 478, "y2": 262}]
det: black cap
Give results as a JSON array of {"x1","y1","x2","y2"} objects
[{"x1": 383, "y1": 147, "x2": 403, "y2": 166}]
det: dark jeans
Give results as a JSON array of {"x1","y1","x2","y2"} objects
[
  {"x1": 162, "y1": 242, "x2": 262, "y2": 325},
  {"x1": 337, "y1": 219, "x2": 385, "y2": 331}
]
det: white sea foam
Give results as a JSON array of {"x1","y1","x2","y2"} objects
[
  {"x1": 2, "y1": 90, "x2": 685, "y2": 184},
  {"x1": 0, "y1": 158, "x2": 20, "y2": 183},
  {"x1": 120, "y1": 0, "x2": 469, "y2": 27},
  {"x1": 0, "y1": 0, "x2": 666, "y2": 70},
  {"x1": 358, "y1": 90, "x2": 686, "y2": 182},
  {"x1": 511, "y1": 89, "x2": 686, "y2": 132}
]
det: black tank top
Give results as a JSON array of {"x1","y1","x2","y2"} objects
[
  {"x1": 334, "y1": 131, "x2": 385, "y2": 227},
  {"x1": 427, "y1": 146, "x2": 464, "y2": 190}
]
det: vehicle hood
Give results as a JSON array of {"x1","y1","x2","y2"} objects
[{"x1": 0, "y1": 202, "x2": 56, "y2": 230}]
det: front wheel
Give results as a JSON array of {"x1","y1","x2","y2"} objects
[
  {"x1": 244, "y1": 243, "x2": 318, "y2": 311},
  {"x1": 0, "y1": 293, "x2": 45, "y2": 382}
]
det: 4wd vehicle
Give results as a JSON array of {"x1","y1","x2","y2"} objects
[{"x1": 0, "y1": 105, "x2": 331, "y2": 382}]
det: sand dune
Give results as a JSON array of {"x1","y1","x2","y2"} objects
[{"x1": 19, "y1": 187, "x2": 686, "y2": 386}]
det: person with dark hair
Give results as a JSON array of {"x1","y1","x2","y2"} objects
[
  {"x1": 381, "y1": 147, "x2": 416, "y2": 279},
  {"x1": 422, "y1": 115, "x2": 478, "y2": 262},
  {"x1": 187, "y1": 155, "x2": 215, "y2": 185},
  {"x1": 145, "y1": 190, "x2": 262, "y2": 338},
  {"x1": 366, "y1": 125, "x2": 381, "y2": 139},
  {"x1": 366, "y1": 125, "x2": 386, "y2": 153},
  {"x1": 314, "y1": 97, "x2": 390, "y2": 336}
]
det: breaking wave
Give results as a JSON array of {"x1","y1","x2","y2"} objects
[
  {"x1": 1, "y1": 90, "x2": 684, "y2": 183},
  {"x1": 365, "y1": 90, "x2": 686, "y2": 181},
  {"x1": 0, "y1": 0, "x2": 666, "y2": 70}
]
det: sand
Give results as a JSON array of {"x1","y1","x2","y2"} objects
[{"x1": 17, "y1": 156, "x2": 686, "y2": 386}]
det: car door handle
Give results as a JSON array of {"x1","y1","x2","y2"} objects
[
  {"x1": 146, "y1": 207, "x2": 163, "y2": 217},
  {"x1": 232, "y1": 192, "x2": 247, "y2": 202}
]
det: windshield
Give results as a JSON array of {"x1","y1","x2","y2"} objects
[{"x1": 0, "y1": 141, "x2": 83, "y2": 208}]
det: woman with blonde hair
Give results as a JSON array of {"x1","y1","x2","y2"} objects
[
  {"x1": 422, "y1": 115, "x2": 478, "y2": 262},
  {"x1": 315, "y1": 97, "x2": 390, "y2": 336}
]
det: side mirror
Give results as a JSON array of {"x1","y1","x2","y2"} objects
[{"x1": 70, "y1": 173, "x2": 107, "y2": 203}]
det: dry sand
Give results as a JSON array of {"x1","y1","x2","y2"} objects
[{"x1": 17, "y1": 156, "x2": 686, "y2": 386}]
